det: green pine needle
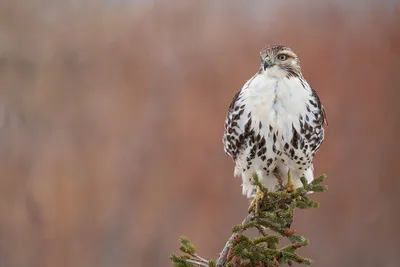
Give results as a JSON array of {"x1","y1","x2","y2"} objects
[
  {"x1": 170, "y1": 254, "x2": 195, "y2": 267},
  {"x1": 179, "y1": 236, "x2": 196, "y2": 254},
  {"x1": 170, "y1": 174, "x2": 328, "y2": 267}
]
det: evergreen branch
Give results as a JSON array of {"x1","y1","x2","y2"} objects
[
  {"x1": 186, "y1": 259, "x2": 209, "y2": 267},
  {"x1": 170, "y1": 174, "x2": 328, "y2": 267},
  {"x1": 193, "y1": 253, "x2": 210, "y2": 264},
  {"x1": 216, "y1": 212, "x2": 255, "y2": 267},
  {"x1": 255, "y1": 225, "x2": 269, "y2": 236}
]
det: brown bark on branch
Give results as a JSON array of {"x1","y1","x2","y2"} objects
[{"x1": 216, "y1": 212, "x2": 255, "y2": 267}]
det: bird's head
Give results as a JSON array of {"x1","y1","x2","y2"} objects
[{"x1": 259, "y1": 45, "x2": 302, "y2": 78}]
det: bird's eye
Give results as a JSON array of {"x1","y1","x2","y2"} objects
[{"x1": 277, "y1": 54, "x2": 288, "y2": 61}]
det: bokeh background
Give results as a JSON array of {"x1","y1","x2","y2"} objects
[{"x1": 0, "y1": 1, "x2": 399, "y2": 266}]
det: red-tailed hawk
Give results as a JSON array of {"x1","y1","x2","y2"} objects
[{"x1": 223, "y1": 45, "x2": 327, "y2": 198}]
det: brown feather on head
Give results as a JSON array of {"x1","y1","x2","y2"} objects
[{"x1": 259, "y1": 44, "x2": 302, "y2": 78}]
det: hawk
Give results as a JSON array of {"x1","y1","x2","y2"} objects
[{"x1": 223, "y1": 45, "x2": 327, "y2": 198}]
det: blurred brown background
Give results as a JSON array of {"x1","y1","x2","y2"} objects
[{"x1": 0, "y1": 1, "x2": 399, "y2": 266}]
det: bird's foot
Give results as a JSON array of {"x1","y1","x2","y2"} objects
[
  {"x1": 283, "y1": 170, "x2": 296, "y2": 193},
  {"x1": 248, "y1": 188, "x2": 264, "y2": 214},
  {"x1": 274, "y1": 171, "x2": 284, "y2": 191}
]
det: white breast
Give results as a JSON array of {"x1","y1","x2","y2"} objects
[
  {"x1": 224, "y1": 71, "x2": 323, "y2": 196},
  {"x1": 240, "y1": 73, "x2": 312, "y2": 140}
]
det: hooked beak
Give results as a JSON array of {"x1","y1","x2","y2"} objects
[{"x1": 263, "y1": 57, "x2": 273, "y2": 70}]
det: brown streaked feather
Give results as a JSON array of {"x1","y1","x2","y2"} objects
[
  {"x1": 321, "y1": 106, "x2": 328, "y2": 127},
  {"x1": 310, "y1": 87, "x2": 327, "y2": 124}
]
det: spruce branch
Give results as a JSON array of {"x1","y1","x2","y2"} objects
[{"x1": 170, "y1": 174, "x2": 328, "y2": 267}]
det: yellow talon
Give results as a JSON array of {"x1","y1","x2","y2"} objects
[
  {"x1": 284, "y1": 170, "x2": 296, "y2": 193},
  {"x1": 248, "y1": 187, "x2": 264, "y2": 214}
]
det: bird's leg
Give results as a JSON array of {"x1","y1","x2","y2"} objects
[
  {"x1": 248, "y1": 186, "x2": 264, "y2": 214},
  {"x1": 273, "y1": 168, "x2": 284, "y2": 191},
  {"x1": 284, "y1": 170, "x2": 296, "y2": 193}
]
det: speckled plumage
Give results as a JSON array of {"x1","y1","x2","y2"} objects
[{"x1": 223, "y1": 45, "x2": 327, "y2": 198}]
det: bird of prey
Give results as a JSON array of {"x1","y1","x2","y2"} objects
[{"x1": 223, "y1": 45, "x2": 327, "y2": 199}]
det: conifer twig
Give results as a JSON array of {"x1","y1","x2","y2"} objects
[
  {"x1": 170, "y1": 174, "x2": 328, "y2": 267},
  {"x1": 216, "y1": 212, "x2": 255, "y2": 267},
  {"x1": 186, "y1": 259, "x2": 209, "y2": 267},
  {"x1": 193, "y1": 254, "x2": 209, "y2": 264}
]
